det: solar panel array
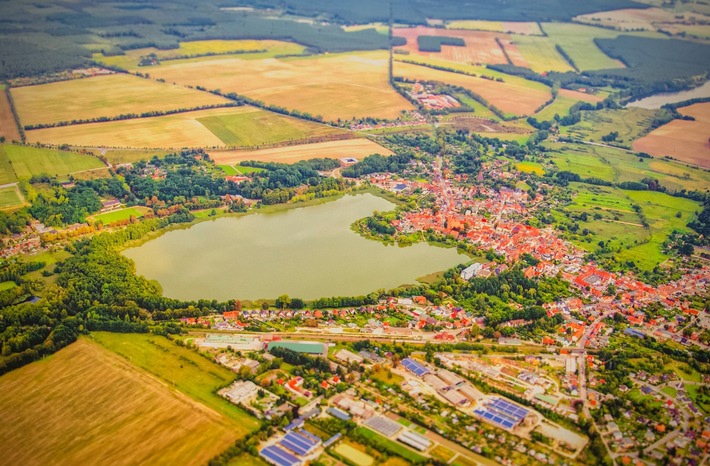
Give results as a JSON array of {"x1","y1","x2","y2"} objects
[
  {"x1": 364, "y1": 415, "x2": 403, "y2": 437},
  {"x1": 280, "y1": 431, "x2": 319, "y2": 456},
  {"x1": 474, "y1": 397, "x2": 529, "y2": 430},
  {"x1": 401, "y1": 358, "x2": 430, "y2": 377},
  {"x1": 260, "y1": 446, "x2": 301, "y2": 466}
]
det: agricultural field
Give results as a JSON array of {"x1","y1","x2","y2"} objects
[
  {"x1": 196, "y1": 107, "x2": 347, "y2": 147},
  {"x1": 89, "y1": 207, "x2": 149, "y2": 224},
  {"x1": 393, "y1": 61, "x2": 551, "y2": 116},
  {"x1": 573, "y1": 7, "x2": 699, "y2": 33},
  {"x1": 394, "y1": 26, "x2": 513, "y2": 65},
  {"x1": 342, "y1": 23, "x2": 389, "y2": 34},
  {"x1": 333, "y1": 442, "x2": 374, "y2": 466},
  {"x1": 0, "y1": 90, "x2": 21, "y2": 142},
  {"x1": 134, "y1": 51, "x2": 413, "y2": 121},
  {"x1": 560, "y1": 107, "x2": 657, "y2": 147},
  {"x1": 26, "y1": 106, "x2": 343, "y2": 149},
  {"x1": 516, "y1": 161, "x2": 545, "y2": 175},
  {"x1": 93, "y1": 40, "x2": 307, "y2": 70},
  {"x1": 0, "y1": 186, "x2": 23, "y2": 209},
  {"x1": 540, "y1": 23, "x2": 627, "y2": 71},
  {"x1": 445, "y1": 20, "x2": 543, "y2": 35},
  {"x1": 11, "y1": 74, "x2": 231, "y2": 127},
  {"x1": 2, "y1": 144, "x2": 105, "y2": 179},
  {"x1": 210, "y1": 139, "x2": 393, "y2": 165},
  {"x1": 509, "y1": 35, "x2": 575, "y2": 73},
  {"x1": 0, "y1": 145, "x2": 17, "y2": 184},
  {"x1": 92, "y1": 332, "x2": 260, "y2": 434},
  {"x1": 632, "y1": 102, "x2": 710, "y2": 169},
  {"x1": 95, "y1": 149, "x2": 172, "y2": 166},
  {"x1": 0, "y1": 338, "x2": 244, "y2": 466}
]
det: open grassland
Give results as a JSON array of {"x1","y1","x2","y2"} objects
[
  {"x1": 0, "y1": 146, "x2": 18, "y2": 184},
  {"x1": 618, "y1": 190, "x2": 700, "y2": 269},
  {"x1": 394, "y1": 61, "x2": 550, "y2": 116},
  {"x1": 26, "y1": 106, "x2": 339, "y2": 149},
  {"x1": 0, "y1": 338, "x2": 244, "y2": 466},
  {"x1": 540, "y1": 23, "x2": 626, "y2": 70},
  {"x1": 3, "y1": 144, "x2": 105, "y2": 178},
  {"x1": 11, "y1": 74, "x2": 230, "y2": 127},
  {"x1": 90, "y1": 207, "x2": 150, "y2": 224},
  {"x1": 547, "y1": 142, "x2": 710, "y2": 192},
  {"x1": 94, "y1": 40, "x2": 306, "y2": 70},
  {"x1": 560, "y1": 107, "x2": 657, "y2": 146},
  {"x1": 445, "y1": 20, "x2": 543, "y2": 35},
  {"x1": 343, "y1": 23, "x2": 389, "y2": 34},
  {"x1": 633, "y1": 102, "x2": 710, "y2": 168},
  {"x1": 394, "y1": 26, "x2": 514, "y2": 65},
  {"x1": 210, "y1": 139, "x2": 392, "y2": 165},
  {"x1": 96, "y1": 148, "x2": 172, "y2": 165},
  {"x1": 0, "y1": 186, "x2": 23, "y2": 209},
  {"x1": 138, "y1": 51, "x2": 413, "y2": 121},
  {"x1": 197, "y1": 107, "x2": 346, "y2": 146},
  {"x1": 510, "y1": 35, "x2": 575, "y2": 72},
  {"x1": 534, "y1": 96, "x2": 583, "y2": 121},
  {"x1": 0, "y1": 91, "x2": 21, "y2": 142},
  {"x1": 92, "y1": 332, "x2": 260, "y2": 434}
]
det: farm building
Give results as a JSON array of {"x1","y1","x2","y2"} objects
[
  {"x1": 267, "y1": 340, "x2": 328, "y2": 357},
  {"x1": 398, "y1": 430, "x2": 432, "y2": 451}
]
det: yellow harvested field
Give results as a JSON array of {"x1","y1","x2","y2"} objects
[
  {"x1": 0, "y1": 90, "x2": 21, "y2": 142},
  {"x1": 26, "y1": 106, "x2": 343, "y2": 149},
  {"x1": 394, "y1": 26, "x2": 512, "y2": 65},
  {"x1": 0, "y1": 338, "x2": 240, "y2": 466},
  {"x1": 393, "y1": 61, "x2": 551, "y2": 116},
  {"x1": 11, "y1": 74, "x2": 230, "y2": 127},
  {"x1": 138, "y1": 51, "x2": 414, "y2": 121},
  {"x1": 633, "y1": 102, "x2": 710, "y2": 169},
  {"x1": 94, "y1": 40, "x2": 306, "y2": 70},
  {"x1": 445, "y1": 20, "x2": 543, "y2": 35},
  {"x1": 210, "y1": 139, "x2": 392, "y2": 164},
  {"x1": 574, "y1": 7, "x2": 695, "y2": 32}
]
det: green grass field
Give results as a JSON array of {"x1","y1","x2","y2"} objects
[
  {"x1": 0, "y1": 186, "x2": 23, "y2": 209},
  {"x1": 0, "y1": 145, "x2": 18, "y2": 184},
  {"x1": 227, "y1": 453, "x2": 270, "y2": 466},
  {"x1": 0, "y1": 338, "x2": 248, "y2": 466},
  {"x1": 533, "y1": 95, "x2": 581, "y2": 121},
  {"x1": 456, "y1": 95, "x2": 502, "y2": 121},
  {"x1": 218, "y1": 165, "x2": 240, "y2": 175},
  {"x1": 91, "y1": 207, "x2": 147, "y2": 224},
  {"x1": 541, "y1": 23, "x2": 625, "y2": 71},
  {"x1": 99, "y1": 149, "x2": 172, "y2": 165},
  {"x1": 355, "y1": 427, "x2": 427, "y2": 463},
  {"x1": 12, "y1": 74, "x2": 230, "y2": 127},
  {"x1": 197, "y1": 108, "x2": 344, "y2": 147},
  {"x1": 0, "y1": 281, "x2": 17, "y2": 291},
  {"x1": 91, "y1": 332, "x2": 260, "y2": 434},
  {"x1": 560, "y1": 107, "x2": 657, "y2": 147},
  {"x1": 3, "y1": 144, "x2": 105, "y2": 179},
  {"x1": 512, "y1": 35, "x2": 575, "y2": 73}
]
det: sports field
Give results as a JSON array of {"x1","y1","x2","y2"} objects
[
  {"x1": 0, "y1": 338, "x2": 244, "y2": 466},
  {"x1": 394, "y1": 61, "x2": 550, "y2": 116},
  {"x1": 210, "y1": 139, "x2": 393, "y2": 165},
  {"x1": 27, "y1": 106, "x2": 343, "y2": 149},
  {"x1": 136, "y1": 51, "x2": 413, "y2": 121},
  {"x1": 445, "y1": 20, "x2": 543, "y2": 35},
  {"x1": 2, "y1": 144, "x2": 105, "y2": 178},
  {"x1": 11, "y1": 73, "x2": 230, "y2": 127},
  {"x1": 0, "y1": 90, "x2": 21, "y2": 142},
  {"x1": 94, "y1": 40, "x2": 306, "y2": 70},
  {"x1": 90, "y1": 207, "x2": 149, "y2": 224},
  {"x1": 632, "y1": 102, "x2": 710, "y2": 168}
]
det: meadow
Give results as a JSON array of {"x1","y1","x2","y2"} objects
[
  {"x1": 540, "y1": 23, "x2": 627, "y2": 71},
  {"x1": 93, "y1": 40, "x2": 307, "y2": 70},
  {"x1": 92, "y1": 332, "x2": 260, "y2": 433},
  {"x1": 632, "y1": 102, "x2": 710, "y2": 168},
  {"x1": 196, "y1": 107, "x2": 346, "y2": 146},
  {"x1": 26, "y1": 106, "x2": 343, "y2": 149},
  {"x1": 134, "y1": 51, "x2": 413, "y2": 121},
  {"x1": 3, "y1": 144, "x2": 105, "y2": 179},
  {"x1": 11, "y1": 74, "x2": 231, "y2": 127},
  {"x1": 0, "y1": 186, "x2": 23, "y2": 209},
  {"x1": 0, "y1": 338, "x2": 244, "y2": 465},
  {"x1": 510, "y1": 35, "x2": 575, "y2": 73},
  {"x1": 0, "y1": 145, "x2": 17, "y2": 184},
  {"x1": 96, "y1": 148, "x2": 172, "y2": 165},
  {"x1": 393, "y1": 60, "x2": 551, "y2": 116},
  {"x1": 560, "y1": 107, "x2": 657, "y2": 147},
  {"x1": 210, "y1": 139, "x2": 393, "y2": 165}
]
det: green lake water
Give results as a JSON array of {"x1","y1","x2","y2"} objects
[{"x1": 123, "y1": 193, "x2": 467, "y2": 301}]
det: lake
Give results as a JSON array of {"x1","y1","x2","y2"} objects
[
  {"x1": 123, "y1": 194, "x2": 467, "y2": 301},
  {"x1": 627, "y1": 81, "x2": 710, "y2": 109}
]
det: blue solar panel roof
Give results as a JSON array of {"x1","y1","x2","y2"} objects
[
  {"x1": 402, "y1": 358, "x2": 429, "y2": 376},
  {"x1": 261, "y1": 446, "x2": 300, "y2": 466}
]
